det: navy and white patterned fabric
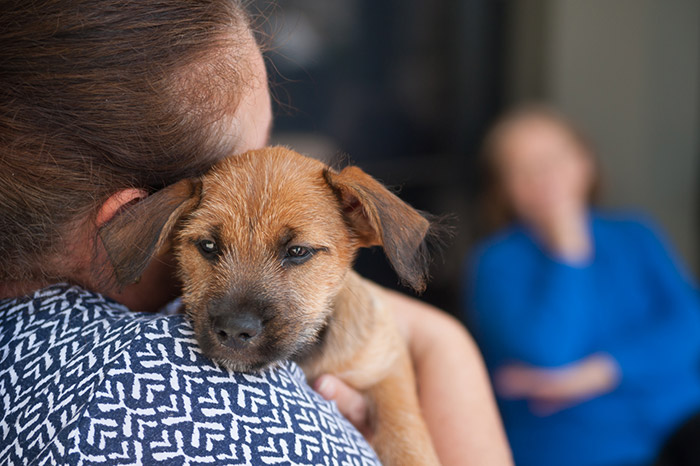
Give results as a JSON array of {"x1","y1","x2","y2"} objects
[{"x1": 0, "y1": 284, "x2": 380, "y2": 465}]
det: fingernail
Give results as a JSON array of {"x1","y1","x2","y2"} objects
[{"x1": 315, "y1": 376, "x2": 334, "y2": 399}]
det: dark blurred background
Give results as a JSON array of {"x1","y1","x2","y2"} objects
[{"x1": 251, "y1": 0, "x2": 700, "y2": 317}]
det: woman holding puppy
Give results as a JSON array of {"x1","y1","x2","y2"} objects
[
  {"x1": 0, "y1": 1, "x2": 511, "y2": 464},
  {"x1": 464, "y1": 106, "x2": 700, "y2": 465}
]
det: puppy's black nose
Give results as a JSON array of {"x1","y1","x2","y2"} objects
[{"x1": 211, "y1": 313, "x2": 263, "y2": 348}]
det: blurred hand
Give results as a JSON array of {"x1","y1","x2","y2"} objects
[
  {"x1": 495, "y1": 353, "x2": 620, "y2": 415},
  {"x1": 313, "y1": 375, "x2": 373, "y2": 441},
  {"x1": 538, "y1": 205, "x2": 592, "y2": 263}
]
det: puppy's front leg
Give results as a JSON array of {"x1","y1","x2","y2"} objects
[
  {"x1": 367, "y1": 345, "x2": 441, "y2": 466},
  {"x1": 301, "y1": 273, "x2": 440, "y2": 465}
]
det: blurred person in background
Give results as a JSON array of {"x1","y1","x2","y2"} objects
[{"x1": 462, "y1": 105, "x2": 700, "y2": 466}]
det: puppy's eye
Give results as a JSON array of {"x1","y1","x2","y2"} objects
[
  {"x1": 196, "y1": 239, "x2": 219, "y2": 258},
  {"x1": 287, "y1": 246, "x2": 309, "y2": 257},
  {"x1": 284, "y1": 245, "x2": 313, "y2": 265}
]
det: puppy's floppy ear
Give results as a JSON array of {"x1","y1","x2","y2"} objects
[
  {"x1": 99, "y1": 178, "x2": 202, "y2": 287},
  {"x1": 324, "y1": 166, "x2": 431, "y2": 292}
]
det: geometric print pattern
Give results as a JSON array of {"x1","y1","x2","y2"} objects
[{"x1": 0, "y1": 284, "x2": 380, "y2": 465}]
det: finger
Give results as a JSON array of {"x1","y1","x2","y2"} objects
[
  {"x1": 527, "y1": 381, "x2": 593, "y2": 415},
  {"x1": 529, "y1": 382, "x2": 578, "y2": 400},
  {"x1": 527, "y1": 370, "x2": 589, "y2": 400},
  {"x1": 313, "y1": 375, "x2": 370, "y2": 435},
  {"x1": 529, "y1": 399, "x2": 573, "y2": 417},
  {"x1": 494, "y1": 366, "x2": 544, "y2": 398},
  {"x1": 528, "y1": 382, "x2": 598, "y2": 413}
]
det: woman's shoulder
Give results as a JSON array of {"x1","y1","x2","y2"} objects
[
  {"x1": 592, "y1": 209, "x2": 665, "y2": 244},
  {"x1": 0, "y1": 284, "x2": 379, "y2": 465}
]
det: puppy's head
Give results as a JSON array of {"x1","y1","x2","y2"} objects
[{"x1": 100, "y1": 146, "x2": 431, "y2": 371}]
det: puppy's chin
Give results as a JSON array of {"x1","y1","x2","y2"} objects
[
  {"x1": 212, "y1": 355, "x2": 280, "y2": 373},
  {"x1": 194, "y1": 329, "x2": 298, "y2": 374},
  {"x1": 188, "y1": 311, "x2": 327, "y2": 373}
]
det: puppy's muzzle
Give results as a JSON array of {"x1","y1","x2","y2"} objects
[
  {"x1": 207, "y1": 294, "x2": 271, "y2": 350},
  {"x1": 211, "y1": 312, "x2": 262, "y2": 349}
]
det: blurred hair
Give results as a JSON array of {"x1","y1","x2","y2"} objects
[
  {"x1": 476, "y1": 103, "x2": 602, "y2": 237},
  {"x1": 0, "y1": 0, "x2": 253, "y2": 282}
]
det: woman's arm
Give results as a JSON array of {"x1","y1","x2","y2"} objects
[
  {"x1": 316, "y1": 288, "x2": 513, "y2": 466},
  {"x1": 602, "y1": 220, "x2": 700, "y2": 382},
  {"x1": 494, "y1": 353, "x2": 620, "y2": 415},
  {"x1": 385, "y1": 288, "x2": 513, "y2": 465}
]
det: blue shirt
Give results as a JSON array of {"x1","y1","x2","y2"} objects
[
  {"x1": 0, "y1": 284, "x2": 380, "y2": 465},
  {"x1": 464, "y1": 211, "x2": 700, "y2": 466}
]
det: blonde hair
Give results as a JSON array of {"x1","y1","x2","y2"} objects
[{"x1": 476, "y1": 104, "x2": 601, "y2": 236}]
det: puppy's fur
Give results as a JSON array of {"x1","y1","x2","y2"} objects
[{"x1": 101, "y1": 147, "x2": 440, "y2": 465}]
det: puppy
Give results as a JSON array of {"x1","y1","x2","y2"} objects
[{"x1": 100, "y1": 146, "x2": 441, "y2": 465}]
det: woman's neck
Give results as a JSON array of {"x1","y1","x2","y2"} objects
[
  {"x1": 528, "y1": 206, "x2": 593, "y2": 264},
  {"x1": 0, "y1": 280, "x2": 52, "y2": 300}
]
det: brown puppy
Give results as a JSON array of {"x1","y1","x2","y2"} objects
[{"x1": 100, "y1": 146, "x2": 441, "y2": 465}]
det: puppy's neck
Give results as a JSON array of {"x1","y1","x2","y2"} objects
[{"x1": 293, "y1": 271, "x2": 377, "y2": 377}]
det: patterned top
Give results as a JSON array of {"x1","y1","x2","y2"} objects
[{"x1": 0, "y1": 284, "x2": 379, "y2": 465}]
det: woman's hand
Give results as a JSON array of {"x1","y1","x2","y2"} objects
[
  {"x1": 314, "y1": 287, "x2": 513, "y2": 466},
  {"x1": 535, "y1": 205, "x2": 592, "y2": 263},
  {"x1": 495, "y1": 353, "x2": 620, "y2": 415},
  {"x1": 313, "y1": 375, "x2": 373, "y2": 441}
]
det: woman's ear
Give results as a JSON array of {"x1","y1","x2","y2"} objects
[
  {"x1": 96, "y1": 189, "x2": 148, "y2": 227},
  {"x1": 323, "y1": 166, "x2": 431, "y2": 292},
  {"x1": 99, "y1": 179, "x2": 202, "y2": 287}
]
